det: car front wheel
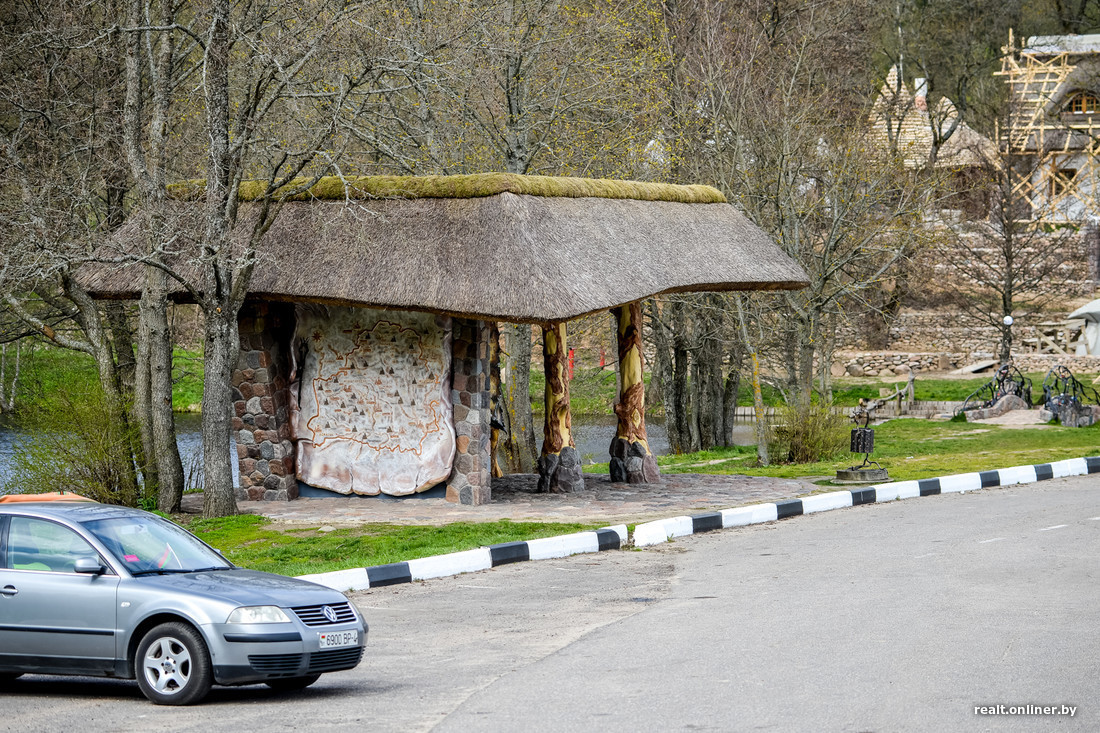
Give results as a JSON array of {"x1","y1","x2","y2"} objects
[{"x1": 135, "y1": 622, "x2": 213, "y2": 705}]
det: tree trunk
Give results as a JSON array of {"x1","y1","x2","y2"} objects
[
  {"x1": 721, "y1": 340, "x2": 744, "y2": 447},
  {"x1": 670, "y1": 300, "x2": 690, "y2": 454},
  {"x1": 647, "y1": 300, "x2": 678, "y2": 450},
  {"x1": 141, "y1": 266, "x2": 184, "y2": 513},
  {"x1": 106, "y1": 302, "x2": 137, "y2": 394},
  {"x1": 609, "y1": 302, "x2": 659, "y2": 483},
  {"x1": 748, "y1": 349, "x2": 769, "y2": 467},
  {"x1": 201, "y1": 307, "x2": 239, "y2": 517},
  {"x1": 133, "y1": 300, "x2": 159, "y2": 497},
  {"x1": 999, "y1": 322, "x2": 1013, "y2": 364},
  {"x1": 537, "y1": 322, "x2": 582, "y2": 492},
  {"x1": 500, "y1": 322, "x2": 537, "y2": 473},
  {"x1": 796, "y1": 316, "x2": 816, "y2": 407},
  {"x1": 63, "y1": 278, "x2": 140, "y2": 506}
]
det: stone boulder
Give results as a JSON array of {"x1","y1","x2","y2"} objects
[{"x1": 962, "y1": 394, "x2": 1029, "y2": 421}]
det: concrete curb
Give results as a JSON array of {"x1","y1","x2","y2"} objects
[
  {"x1": 298, "y1": 456, "x2": 1100, "y2": 591},
  {"x1": 632, "y1": 456, "x2": 1100, "y2": 547},
  {"x1": 298, "y1": 525, "x2": 628, "y2": 592}
]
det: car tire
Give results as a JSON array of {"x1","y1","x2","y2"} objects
[
  {"x1": 135, "y1": 622, "x2": 213, "y2": 705},
  {"x1": 264, "y1": 674, "x2": 321, "y2": 692}
]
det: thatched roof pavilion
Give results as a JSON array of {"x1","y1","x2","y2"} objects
[
  {"x1": 82, "y1": 173, "x2": 807, "y2": 322},
  {"x1": 81, "y1": 173, "x2": 807, "y2": 506}
]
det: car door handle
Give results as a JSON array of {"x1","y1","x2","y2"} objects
[{"x1": 1, "y1": 586, "x2": 17, "y2": 597}]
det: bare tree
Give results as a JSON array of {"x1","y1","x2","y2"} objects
[
  {"x1": 116, "y1": 0, "x2": 378, "y2": 517},
  {"x1": 935, "y1": 148, "x2": 1084, "y2": 363},
  {"x1": 0, "y1": 0, "x2": 145, "y2": 503}
]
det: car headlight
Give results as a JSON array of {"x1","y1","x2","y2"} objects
[{"x1": 226, "y1": 606, "x2": 291, "y2": 624}]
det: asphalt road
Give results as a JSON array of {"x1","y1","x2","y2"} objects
[{"x1": 3, "y1": 474, "x2": 1097, "y2": 732}]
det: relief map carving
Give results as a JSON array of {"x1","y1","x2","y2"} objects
[{"x1": 290, "y1": 306, "x2": 455, "y2": 496}]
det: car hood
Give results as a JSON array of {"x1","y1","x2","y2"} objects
[{"x1": 131, "y1": 568, "x2": 349, "y2": 608}]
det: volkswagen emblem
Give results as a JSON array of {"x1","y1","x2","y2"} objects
[{"x1": 322, "y1": 605, "x2": 339, "y2": 623}]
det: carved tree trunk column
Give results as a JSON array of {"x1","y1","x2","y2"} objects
[
  {"x1": 538, "y1": 321, "x2": 584, "y2": 492},
  {"x1": 610, "y1": 301, "x2": 660, "y2": 483}
]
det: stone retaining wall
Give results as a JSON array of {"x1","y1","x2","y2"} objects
[{"x1": 837, "y1": 350, "x2": 1100, "y2": 377}]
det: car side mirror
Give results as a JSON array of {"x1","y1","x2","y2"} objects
[{"x1": 74, "y1": 557, "x2": 106, "y2": 575}]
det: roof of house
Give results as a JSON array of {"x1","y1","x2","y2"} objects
[
  {"x1": 79, "y1": 174, "x2": 808, "y2": 323},
  {"x1": 869, "y1": 67, "x2": 997, "y2": 169}
]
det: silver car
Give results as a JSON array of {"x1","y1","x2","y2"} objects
[{"x1": 0, "y1": 500, "x2": 367, "y2": 705}]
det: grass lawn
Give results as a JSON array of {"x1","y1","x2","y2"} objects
[
  {"x1": 175, "y1": 514, "x2": 601, "y2": 577},
  {"x1": 533, "y1": 368, "x2": 1099, "y2": 416},
  {"x1": 581, "y1": 418, "x2": 1100, "y2": 483}
]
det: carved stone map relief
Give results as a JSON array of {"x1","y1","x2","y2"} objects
[{"x1": 290, "y1": 306, "x2": 455, "y2": 496}]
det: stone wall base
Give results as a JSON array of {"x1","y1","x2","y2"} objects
[
  {"x1": 609, "y1": 438, "x2": 660, "y2": 483},
  {"x1": 537, "y1": 446, "x2": 584, "y2": 492}
]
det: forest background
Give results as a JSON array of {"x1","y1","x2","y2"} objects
[{"x1": 1, "y1": 0, "x2": 1097, "y2": 516}]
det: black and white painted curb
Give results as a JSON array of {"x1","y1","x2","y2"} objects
[
  {"x1": 297, "y1": 456, "x2": 1099, "y2": 592},
  {"x1": 298, "y1": 525, "x2": 627, "y2": 592},
  {"x1": 633, "y1": 456, "x2": 1100, "y2": 546}
]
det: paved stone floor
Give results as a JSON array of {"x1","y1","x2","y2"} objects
[{"x1": 183, "y1": 473, "x2": 819, "y2": 526}]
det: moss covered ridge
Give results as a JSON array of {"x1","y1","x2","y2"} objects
[{"x1": 167, "y1": 173, "x2": 727, "y2": 204}]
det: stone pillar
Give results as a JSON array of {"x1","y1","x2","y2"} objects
[
  {"x1": 609, "y1": 301, "x2": 660, "y2": 483},
  {"x1": 232, "y1": 302, "x2": 298, "y2": 501},
  {"x1": 447, "y1": 318, "x2": 492, "y2": 505},
  {"x1": 538, "y1": 321, "x2": 584, "y2": 492}
]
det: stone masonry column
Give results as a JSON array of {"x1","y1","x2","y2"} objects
[
  {"x1": 447, "y1": 318, "x2": 492, "y2": 504},
  {"x1": 609, "y1": 301, "x2": 660, "y2": 483},
  {"x1": 232, "y1": 302, "x2": 298, "y2": 501},
  {"x1": 537, "y1": 321, "x2": 583, "y2": 492}
]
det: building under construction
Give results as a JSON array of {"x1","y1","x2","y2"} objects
[{"x1": 998, "y1": 31, "x2": 1100, "y2": 222}]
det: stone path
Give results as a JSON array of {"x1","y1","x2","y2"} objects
[
  {"x1": 183, "y1": 473, "x2": 817, "y2": 526},
  {"x1": 968, "y1": 408, "x2": 1052, "y2": 428}
]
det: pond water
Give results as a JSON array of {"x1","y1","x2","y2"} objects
[
  {"x1": 0, "y1": 412, "x2": 236, "y2": 492},
  {"x1": 0, "y1": 412, "x2": 756, "y2": 490}
]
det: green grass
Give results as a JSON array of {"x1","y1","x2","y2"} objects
[
  {"x1": 7, "y1": 344, "x2": 204, "y2": 413},
  {"x1": 528, "y1": 369, "x2": 1095, "y2": 417},
  {"x1": 585, "y1": 418, "x2": 1100, "y2": 483},
  {"x1": 14, "y1": 346, "x2": 101, "y2": 402},
  {"x1": 176, "y1": 514, "x2": 600, "y2": 577},
  {"x1": 172, "y1": 348, "x2": 204, "y2": 411}
]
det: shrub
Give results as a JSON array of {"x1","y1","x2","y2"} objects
[
  {"x1": 768, "y1": 401, "x2": 849, "y2": 464},
  {"x1": 2, "y1": 387, "x2": 146, "y2": 506}
]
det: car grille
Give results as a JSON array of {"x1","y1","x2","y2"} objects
[
  {"x1": 308, "y1": 647, "x2": 363, "y2": 673},
  {"x1": 248, "y1": 653, "x2": 304, "y2": 675},
  {"x1": 290, "y1": 602, "x2": 356, "y2": 627}
]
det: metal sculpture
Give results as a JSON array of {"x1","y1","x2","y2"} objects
[
  {"x1": 847, "y1": 399, "x2": 884, "y2": 472},
  {"x1": 1041, "y1": 365, "x2": 1100, "y2": 427},
  {"x1": 958, "y1": 363, "x2": 1033, "y2": 415}
]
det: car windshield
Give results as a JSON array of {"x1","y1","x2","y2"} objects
[{"x1": 81, "y1": 515, "x2": 233, "y2": 574}]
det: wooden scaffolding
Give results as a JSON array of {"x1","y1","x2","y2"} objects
[{"x1": 995, "y1": 30, "x2": 1100, "y2": 222}]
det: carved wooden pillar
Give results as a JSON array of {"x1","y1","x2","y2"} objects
[
  {"x1": 609, "y1": 301, "x2": 660, "y2": 483},
  {"x1": 537, "y1": 321, "x2": 583, "y2": 492}
]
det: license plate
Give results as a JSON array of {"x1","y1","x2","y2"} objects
[{"x1": 318, "y1": 630, "x2": 358, "y2": 649}]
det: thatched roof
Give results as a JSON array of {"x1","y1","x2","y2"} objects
[
  {"x1": 171, "y1": 172, "x2": 728, "y2": 205},
  {"x1": 81, "y1": 175, "x2": 807, "y2": 323}
]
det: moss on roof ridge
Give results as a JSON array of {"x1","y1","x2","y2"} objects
[{"x1": 168, "y1": 173, "x2": 726, "y2": 204}]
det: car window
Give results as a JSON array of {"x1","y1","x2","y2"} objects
[
  {"x1": 83, "y1": 515, "x2": 231, "y2": 574},
  {"x1": 6, "y1": 516, "x2": 103, "y2": 573}
]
